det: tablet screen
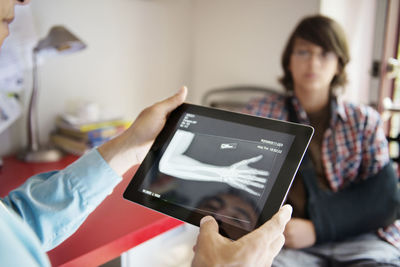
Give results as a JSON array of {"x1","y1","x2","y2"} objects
[
  {"x1": 139, "y1": 112, "x2": 294, "y2": 230},
  {"x1": 124, "y1": 103, "x2": 313, "y2": 239}
]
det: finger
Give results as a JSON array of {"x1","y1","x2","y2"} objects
[
  {"x1": 229, "y1": 180, "x2": 257, "y2": 194},
  {"x1": 269, "y1": 233, "x2": 286, "y2": 258},
  {"x1": 262, "y1": 234, "x2": 285, "y2": 267},
  {"x1": 237, "y1": 169, "x2": 270, "y2": 177},
  {"x1": 232, "y1": 155, "x2": 263, "y2": 168},
  {"x1": 156, "y1": 86, "x2": 188, "y2": 115},
  {"x1": 236, "y1": 174, "x2": 267, "y2": 183},
  {"x1": 250, "y1": 205, "x2": 292, "y2": 241},
  {"x1": 239, "y1": 184, "x2": 261, "y2": 196},
  {"x1": 251, "y1": 169, "x2": 270, "y2": 176},
  {"x1": 199, "y1": 216, "x2": 219, "y2": 235},
  {"x1": 195, "y1": 216, "x2": 219, "y2": 250},
  {"x1": 235, "y1": 177, "x2": 265, "y2": 188},
  {"x1": 246, "y1": 155, "x2": 263, "y2": 164}
]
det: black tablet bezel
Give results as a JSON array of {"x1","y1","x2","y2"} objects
[{"x1": 123, "y1": 103, "x2": 313, "y2": 240}]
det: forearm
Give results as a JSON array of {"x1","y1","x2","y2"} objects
[
  {"x1": 308, "y1": 163, "x2": 400, "y2": 243},
  {"x1": 98, "y1": 130, "x2": 143, "y2": 176},
  {"x1": 160, "y1": 154, "x2": 223, "y2": 182},
  {"x1": 2, "y1": 149, "x2": 121, "y2": 251}
]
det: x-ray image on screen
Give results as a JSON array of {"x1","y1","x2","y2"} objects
[
  {"x1": 159, "y1": 129, "x2": 269, "y2": 196},
  {"x1": 138, "y1": 112, "x2": 294, "y2": 228}
]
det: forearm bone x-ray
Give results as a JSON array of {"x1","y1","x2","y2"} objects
[{"x1": 159, "y1": 130, "x2": 269, "y2": 196}]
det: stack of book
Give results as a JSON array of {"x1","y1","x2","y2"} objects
[{"x1": 50, "y1": 117, "x2": 131, "y2": 155}]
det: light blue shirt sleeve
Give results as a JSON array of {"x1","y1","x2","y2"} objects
[{"x1": 0, "y1": 148, "x2": 122, "y2": 266}]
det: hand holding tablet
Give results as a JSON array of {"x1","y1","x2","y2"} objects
[{"x1": 123, "y1": 103, "x2": 313, "y2": 240}]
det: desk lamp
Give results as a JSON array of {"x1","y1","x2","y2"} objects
[{"x1": 19, "y1": 26, "x2": 86, "y2": 162}]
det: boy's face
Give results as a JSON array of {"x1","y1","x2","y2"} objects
[
  {"x1": 0, "y1": 0, "x2": 28, "y2": 47},
  {"x1": 289, "y1": 38, "x2": 339, "y2": 96}
]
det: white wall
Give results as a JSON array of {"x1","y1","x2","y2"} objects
[
  {"x1": 0, "y1": 0, "x2": 195, "y2": 155},
  {"x1": 1, "y1": 0, "x2": 322, "y2": 156},
  {"x1": 320, "y1": 0, "x2": 377, "y2": 104},
  {"x1": 30, "y1": 0, "x2": 195, "y2": 141},
  {"x1": 190, "y1": 0, "x2": 320, "y2": 103},
  {"x1": 1, "y1": 0, "x2": 378, "y2": 156}
]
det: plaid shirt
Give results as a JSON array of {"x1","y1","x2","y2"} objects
[{"x1": 244, "y1": 92, "x2": 400, "y2": 248}]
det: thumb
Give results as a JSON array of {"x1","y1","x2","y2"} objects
[
  {"x1": 157, "y1": 86, "x2": 187, "y2": 115},
  {"x1": 199, "y1": 216, "x2": 219, "y2": 235}
]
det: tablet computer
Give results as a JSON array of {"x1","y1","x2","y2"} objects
[{"x1": 123, "y1": 103, "x2": 313, "y2": 240}]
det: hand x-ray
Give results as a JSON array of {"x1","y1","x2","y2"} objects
[{"x1": 159, "y1": 129, "x2": 270, "y2": 196}]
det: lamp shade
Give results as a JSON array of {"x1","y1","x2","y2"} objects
[{"x1": 34, "y1": 26, "x2": 86, "y2": 54}]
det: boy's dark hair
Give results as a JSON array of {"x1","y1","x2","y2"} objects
[{"x1": 279, "y1": 15, "x2": 350, "y2": 92}]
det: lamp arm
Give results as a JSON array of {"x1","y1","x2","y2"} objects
[{"x1": 27, "y1": 51, "x2": 40, "y2": 151}]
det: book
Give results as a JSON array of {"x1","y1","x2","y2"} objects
[
  {"x1": 55, "y1": 124, "x2": 127, "y2": 144},
  {"x1": 50, "y1": 133, "x2": 90, "y2": 156},
  {"x1": 54, "y1": 116, "x2": 131, "y2": 145},
  {"x1": 51, "y1": 116, "x2": 131, "y2": 155},
  {"x1": 56, "y1": 116, "x2": 131, "y2": 133}
]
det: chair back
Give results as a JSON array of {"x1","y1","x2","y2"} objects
[{"x1": 201, "y1": 86, "x2": 280, "y2": 112}]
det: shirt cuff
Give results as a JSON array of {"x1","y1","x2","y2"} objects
[{"x1": 64, "y1": 149, "x2": 122, "y2": 210}]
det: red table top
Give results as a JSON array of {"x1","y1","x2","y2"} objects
[{"x1": 0, "y1": 155, "x2": 183, "y2": 267}]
